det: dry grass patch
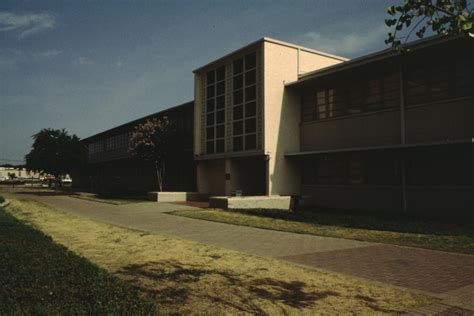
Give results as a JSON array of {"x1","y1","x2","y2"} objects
[{"x1": 6, "y1": 199, "x2": 433, "y2": 315}]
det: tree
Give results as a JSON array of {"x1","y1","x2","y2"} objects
[
  {"x1": 385, "y1": 0, "x2": 473, "y2": 49},
  {"x1": 25, "y1": 128, "x2": 86, "y2": 189},
  {"x1": 8, "y1": 172, "x2": 17, "y2": 188},
  {"x1": 129, "y1": 117, "x2": 175, "y2": 192}
]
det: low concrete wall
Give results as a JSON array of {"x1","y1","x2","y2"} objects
[
  {"x1": 148, "y1": 192, "x2": 209, "y2": 202},
  {"x1": 209, "y1": 196, "x2": 291, "y2": 210},
  {"x1": 0, "y1": 199, "x2": 10, "y2": 208}
]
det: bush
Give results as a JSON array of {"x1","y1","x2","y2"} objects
[
  {"x1": 0, "y1": 208, "x2": 157, "y2": 314},
  {"x1": 0, "y1": 196, "x2": 4, "y2": 204}
]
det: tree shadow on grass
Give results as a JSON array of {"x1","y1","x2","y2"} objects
[{"x1": 116, "y1": 260, "x2": 342, "y2": 314}]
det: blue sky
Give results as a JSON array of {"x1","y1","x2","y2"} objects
[{"x1": 0, "y1": 0, "x2": 402, "y2": 164}]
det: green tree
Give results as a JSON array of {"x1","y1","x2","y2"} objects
[
  {"x1": 129, "y1": 117, "x2": 175, "y2": 192},
  {"x1": 7, "y1": 172, "x2": 17, "y2": 188},
  {"x1": 25, "y1": 128, "x2": 86, "y2": 189},
  {"x1": 385, "y1": 0, "x2": 473, "y2": 49}
]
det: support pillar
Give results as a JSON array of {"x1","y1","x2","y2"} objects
[{"x1": 224, "y1": 158, "x2": 232, "y2": 196}]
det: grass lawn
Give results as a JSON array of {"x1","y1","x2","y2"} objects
[
  {"x1": 0, "y1": 204, "x2": 155, "y2": 314},
  {"x1": 169, "y1": 208, "x2": 474, "y2": 255},
  {"x1": 4, "y1": 199, "x2": 433, "y2": 315}
]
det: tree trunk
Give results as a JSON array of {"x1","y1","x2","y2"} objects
[{"x1": 155, "y1": 161, "x2": 163, "y2": 192}]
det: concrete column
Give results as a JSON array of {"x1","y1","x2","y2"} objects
[
  {"x1": 225, "y1": 158, "x2": 232, "y2": 196},
  {"x1": 399, "y1": 57, "x2": 408, "y2": 214}
]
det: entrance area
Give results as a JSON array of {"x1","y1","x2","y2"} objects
[
  {"x1": 196, "y1": 155, "x2": 267, "y2": 196},
  {"x1": 227, "y1": 156, "x2": 266, "y2": 196}
]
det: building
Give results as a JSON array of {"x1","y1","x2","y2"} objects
[
  {"x1": 193, "y1": 36, "x2": 473, "y2": 218},
  {"x1": 81, "y1": 35, "x2": 472, "y2": 217},
  {"x1": 79, "y1": 101, "x2": 195, "y2": 195},
  {"x1": 193, "y1": 38, "x2": 346, "y2": 196},
  {"x1": 0, "y1": 167, "x2": 42, "y2": 181}
]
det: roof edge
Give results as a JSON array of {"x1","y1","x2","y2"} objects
[
  {"x1": 286, "y1": 34, "x2": 462, "y2": 87},
  {"x1": 81, "y1": 100, "x2": 193, "y2": 142},
  {"x1": 193, "y1": 36, "x2": 348, "y2": 73}
]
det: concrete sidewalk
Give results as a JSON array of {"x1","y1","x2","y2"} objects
[
  {"x1": 2, "y1": 189, "x2": 369, "y2": 257},
  {"x1": 3, "y1": 188, "x2": 474, "y2": 314}
]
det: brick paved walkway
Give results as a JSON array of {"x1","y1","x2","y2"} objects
[
  {"x1": 3, "y1": 188, "x2": 474, "y2": 314},
  {"x1": 279, "y1": 245, "x2": 474, "y2": 293}
]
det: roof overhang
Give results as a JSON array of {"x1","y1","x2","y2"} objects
[
  {"x1": 285, "y1": 139, "x2": 474, "y2": 157},
  {"x1": 194, "y1": 150, "x2": 266, "y2": 161}
]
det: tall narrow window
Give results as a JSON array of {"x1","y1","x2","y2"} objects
[
  {"x1": 205, "y1": 66, "x2": 226, "y2": 154},
  {"x1": 232, "y1": 52, "x2": 257, "y2": 151}
]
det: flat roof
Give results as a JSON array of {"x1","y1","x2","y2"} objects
[
  {"x1": 285, "y1": 35, "x2": 461, "y2": 88},
  {"x1": 285, "y1": 139, "x2": 474, "y2": 157},
  {"x1": 193, "y1": 37, "x2": 348, "y2": 73},
  {"x1": 81, "y1": 101, "x2": 193, "y2": 143}
]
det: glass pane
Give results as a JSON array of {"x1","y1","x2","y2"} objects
[
  {"x1": 245, "y1": 118, "x2": 256, "y2": 133},
  {"x1": 206, "y1": 127, "x2": 214, "y2": 140},
  {"x1": 207, "y1": 85, "x2": 215, "y2": 98},
  {"x1": 245, "y1": 134, "x2": 256, "y2": 150},
  {"x1": 233, "y1": 75, "x2": 243, "y2": 90},
  {"x1": 216, "y1": 139, "x2": 225, "y2": 153},
  {"x1": 216, "y1": 124, "x2": 225, "y2": 138},
  {"x1": 233, "y1": 121, "x2": 243, "y2": 135},
  {"x1": 216, "y1": 110, "x2": 225, "y2": 124},
  {"x1": 233, "y1": 89, "x2": 243, "y2": 105},
  {"x1": 245, "y1": 86, "x2": 256, "y2": 102},
  {"x1": 233, "y1": 105, "x2": 243, "y2": 120},
  {"x1": 216, "y1": 66, "x2": 225, "y2": 81},
  {"x1": 206, "y1": 99, "x2": 214, "y2": 113},
  {"x1": 206, "y1": 71, "x2": 215, "y2": 85},
  {"x1": 245, "y1": 101, "x2": 256, "y2": 117},
  {"x1": 245, "y1": 52, "x2": 256, "y2": 70},
  {"x1": 206, "y1": 113, "x2": 214, "y2": 126},
  {"x1": 206, "y1": 141, "x2": 214, "y2": 154},
  {"x1": 245, "y1": 69, "x2": 256, "y2": 86},
  {"x1": 233, "y1": 58, "x2": 244, "y2": 74},
  {"x1": 233, "y1": 136, "x2": 243, "y2": 151},
  {"x1": 216, "y1": 95, "x2": 225, "y2": 109},
  {"x1": 217, "y1": 81, "x2": 225, "y2": 95}
]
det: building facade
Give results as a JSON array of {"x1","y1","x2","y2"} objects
[
  {"x1": 81, "y1": 35, "x2": 472, "y2": 217},
  {"x1": 193, "y1": 36, "x2": 473, "y2": 218},
  {"x1": 193, "y1": 38, "x2": 346, "y2": 196},
  {"x1": 79, "y1": 101, "x2": 195, "y2": 195}
]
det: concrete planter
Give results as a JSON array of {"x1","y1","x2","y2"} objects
[
  {"x1": 209, "y1": 196, "x2": 291, "y2": 210},
  {"x1": 0, "y1": 199, "x2": 10, "y2": 208},
  {"x1": 148, "y1": 192, "x2": 209, "y2": 202}
]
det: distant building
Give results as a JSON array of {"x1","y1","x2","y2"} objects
[
  {"x1": 78, "y1": 101, "x2": 195, "y2": 195},
  {"x1": 0, "y1": 167, "x2": 42, "y2": 180}
]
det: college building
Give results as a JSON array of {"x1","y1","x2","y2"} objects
[
  {"x1": 78, "y1": 102, "x2": 195, "y2": 195},
  {"x1": 81, "y1": 35, "x2": 473, "y2": 217}
]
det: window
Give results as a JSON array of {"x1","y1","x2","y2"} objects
[
  {"x1": 232, "y1": 52, "x2": 257, "y2": 151},
  {"x1": 406, "y1": 52, "x2": 474, "y2": 105},
  {"x1": 88, "y1": 141, "x2": 104, "y2": 156},
  {"x1": 205, "y1": 65, "x2": 226, "y2": 154},
  {"x1": 302, "y1": 70, "x2": 400, "y2": 122},
  {"x1": 302, "y1": 154, "x2": 401, "y2": 185}
]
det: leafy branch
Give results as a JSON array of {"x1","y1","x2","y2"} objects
[{"x1": 385, "y1": 0, "x2": 473, "y2": 49}]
